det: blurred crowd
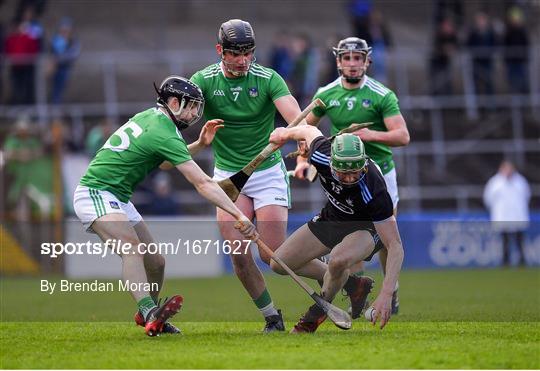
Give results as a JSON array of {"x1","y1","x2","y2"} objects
[
  {"x1": 0, "y1": 0, "x2": 536, "y2": 222},
  {"x1": 1, "y1": 0, "x2": 80, "y2": 106},
  {"x1": 429, "y1": 0, "x2": 530, "y2": 96},
  {"x1": 267, "y1": 0, "x2": 532, "y2": 102}
]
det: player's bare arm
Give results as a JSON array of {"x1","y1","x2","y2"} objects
[
  {"x1": 273, "y1": 95, "x2": 309, "y2": 126},
  {"x1": 370, "y1": 216, "x2": 404, "y2": 329},
  {"x1": 294, "y1": 112, "x2": 323, "y2": 178},
  {"x1": 354, "y1": 114, "x2": 410, "y2": 146},
  {"x1": 188, "y1": 119, "x2": 224, "y2": 156},
  {"x1": 159, "y1": 119, "x2": 224, "y2": 170},
  {"x1": 269, "y1": 125, "x2": 323, "y2": 149},
  {"x1": 175, "y1": 160, "x2": 257, "y2": 239}
]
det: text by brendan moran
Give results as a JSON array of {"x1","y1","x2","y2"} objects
[{"x1": 40, "y1": 279, "x2": 158, "y2": 295}]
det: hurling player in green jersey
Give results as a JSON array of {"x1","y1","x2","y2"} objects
[
  {"x1": 74, "y1": 76, "x2": 257, "y2": 337},
  {"x1": 295, "y1": 37, "x2": 409, "y2": 316},
  {"x1": 191, "y1": 19, "x2": 309, "y2": 332}
]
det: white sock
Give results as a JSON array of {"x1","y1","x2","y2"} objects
[{"x1": 260, "y1": 302, "x2": 278, "y2": 318}]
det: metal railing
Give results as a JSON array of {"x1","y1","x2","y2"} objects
[{"x1": 1, "y1": 47, "x2": 538, "y2": 212}]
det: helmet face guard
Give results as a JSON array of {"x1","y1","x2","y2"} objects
[
  {"x1": 220, "y1": 49, "x2": 256, "y2": 77},
  {"x1": 154, "y1": 76, "x2": 205, "y2": 130},
  {"x1": 218, "y1": 19, "x2": 256, "y2": 76},
  {"x1": 330, "y1": 134, "x2": 369, "y2": 186},
  {"x1": 333, "y1": 37, "x2": 372, "y2": 83}
]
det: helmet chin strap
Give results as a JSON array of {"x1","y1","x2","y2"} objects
[
  {"x1": 222, "y1": 60, "x2": 249, "y2": 77},
  {"x1": 340, "y1": 66, "x2": 367, "y2": 84},
  {"x1": 221, "y1": 53, "x2": 254, "y2": 77}
]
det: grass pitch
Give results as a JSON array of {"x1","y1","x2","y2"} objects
[{"x1": 1, "y1": 269, "x2": 539, "y2": 369}]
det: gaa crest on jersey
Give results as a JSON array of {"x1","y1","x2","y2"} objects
[
  {"x1": 248, "y1": 87, "x2": 258, "y2": 97},
  {"x1": 329, "y1": 99, "x2": 340, "y2": 107},
  {"x1": 362, "y1": 99, "x2": 371, "y2": 108}
]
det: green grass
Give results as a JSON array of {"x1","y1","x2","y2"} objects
[{"x1": 1, "y1": 269, "x2": 539, "y2": 369}]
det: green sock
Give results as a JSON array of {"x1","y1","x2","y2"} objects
[
  {"x1": 137, "y1": 296, "x2": 157, "y2": 320},
  {"x1": 254, "y1": 289, "x2": 278, "y2": 317}
]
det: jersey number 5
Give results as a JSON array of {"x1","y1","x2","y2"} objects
[{"x1": 103, "y1": 121, "x2": 143, "y2": 152}]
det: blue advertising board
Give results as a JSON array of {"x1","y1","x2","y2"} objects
[{"x1": 223, "y1": 212, "x2": 540, "y2": 272}]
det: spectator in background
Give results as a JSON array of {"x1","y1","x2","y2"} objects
[
  {"x1": 269, "y1": 31, "x2": 293, "y2": 84},
  {"x1": 14, "y1": 0, "x2": 47, "y2": 23},
  {"x1": 483, "y1": 160, "x2": 531, "y2": 267},
  {"x1": 289, "y1": 33, "x2": 319, "y2": 107},
  {"x1": 148, "y1": 173, "x2": 181, "y2": 216},
  {"x1": 430, "y1": 17, "x2": 459, "y2": 95},
  {"x1": 4, "y1": 5, "x2": 44, "y2": 105},
  {"x1": 319, "y1": 34, "x2": 343, "y2": 85},
  {"x1": 348, "y1": 0, "x2": 373, "y2": 45},
  {"x1": 368, "y1": 10, "x2": 392, "y2": 84},
  {"x1": 49, "y1": 17, "x2": 80, "y2": 104},
  {"x1": 503, "y1": 7, "x2": 529, "y2": 94},
  {"x1": 4, "y1": 19, "x2": 40, "y2": 105},
  {"x1": 3, "y1": 116, "x2": 51, "y2": 220},
  {"x1": 85, "y1": 119, "x2": 115, "y2": 157},
  {"x1": 433, "y1": 0, "x2": 464, "y2": 28},
  {"x1": 466, "y1": 11, "x2": 496, "y2": 97}
]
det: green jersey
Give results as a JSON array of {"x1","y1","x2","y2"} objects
[
  {"x1": 191, "y1": 63, "x2": 290, "y2": 172},
  {"x1": 80, "y1": 108, "x2": 192, "y2": 202},
  {"x1": 312, "y1": 76, "x2": 401, "y2": 174}
]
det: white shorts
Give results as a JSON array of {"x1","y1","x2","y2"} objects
[
  {"x1": 73, "y1": 185, "x2": 143, "y2": 233},
  {"x1": 213, "y1": 161, "x2": 290, "y2": 210},
  {"x1": 383, "y1": 168, "x2": 399, "y2": 209}
]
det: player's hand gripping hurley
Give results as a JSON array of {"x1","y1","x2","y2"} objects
[
  {"x1": 287, "y1": 121, "x2": 374, "y2": 182},
  {"x1": 218, "y1": 99, "x2": 325, "y2": 201}
]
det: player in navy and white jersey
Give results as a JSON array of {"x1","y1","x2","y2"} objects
[{"x1": 268, "y1": 125, "x2": 404, "y2": 332}]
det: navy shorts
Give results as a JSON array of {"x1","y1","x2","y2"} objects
[{"x1": 307, "y1": 215, "x2": 384, "y2": 261}]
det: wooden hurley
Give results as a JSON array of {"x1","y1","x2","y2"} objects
[{"x1": 218, "y1": 98, "x2": 325, "y2": 201}]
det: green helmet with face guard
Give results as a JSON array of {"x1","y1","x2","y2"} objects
[{"x1": 330, "y1": 134, "x2": 369, "y2": 186}]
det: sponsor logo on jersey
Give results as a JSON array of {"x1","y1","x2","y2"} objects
[
  {"x1": 362, "y1": 99, "x2": 371, "y2": 108},
  {"x1": 248, "y1": 87, "x2": 258, "y2": 97},
  {"x1": 109, "y1": 201, "x2": 120, "y2": 209},
  {"x1": 274, "y1": 197, "x2": 287, "y2": 202},
  {"x1": 213, "y1": 89, "x2": 225, "y2": 96},
  {"x1": 329, "y1": 99, "x2": 340, "y2": 107},
  {"x1": 230, "y1": 86, "x2": 243, "y2": 92}
]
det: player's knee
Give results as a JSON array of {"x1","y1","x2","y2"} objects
[
  {"x1": 118, "y1": 238, "x2": 144, "y2": 258},
  {"x1": 328, "y1": 257, "x2": 348, "y2": 275},
  {"x1": 269, "y1": 259, "x2": 286, "y2": 275}
]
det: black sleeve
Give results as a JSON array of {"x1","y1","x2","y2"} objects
[
  {"x1": 308, "y1": 136, "x2": 332, "y2": 175},
  {"x1": 363, "y1": 161, "x2": 394, "y2": 222},
  {"x1": 367, "y1": 191, "x2": 394, "y2": 222}
]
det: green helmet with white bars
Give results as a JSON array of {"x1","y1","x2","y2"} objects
[{"x1": 331, "y1": 134, "x2": 369, "y2": 185}]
